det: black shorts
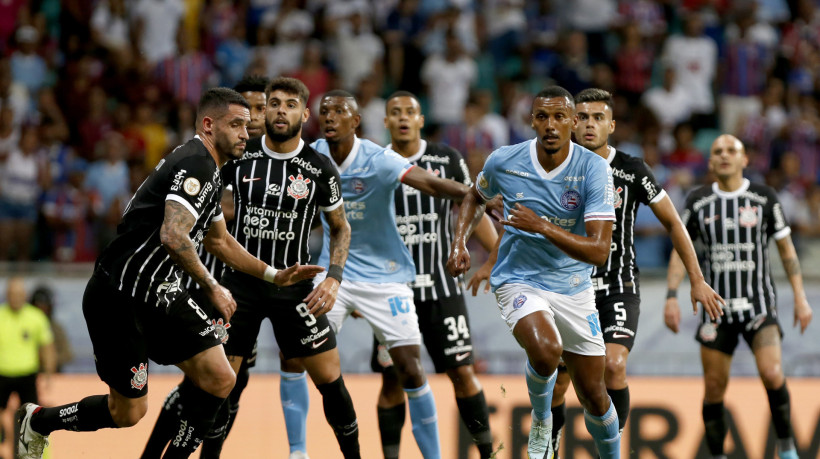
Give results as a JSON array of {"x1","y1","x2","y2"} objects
[
  {"x1": 596, "y1": 292, "x2": 641, "y2": 351},
  {"x1": 221, "y1": 271, "x2": 336, "y2": 360},
  {"x1": 83, "y1": 271, "x2": 223, "y2": 398},
  {"x1": 0, "y1": 374, "x2": 38, "y2": 408},
  {"x1": 370, "y1": 294, "x2": 474, "y2": 373},
  {"x1": 696, "y1": 313, "x2": 782, "y2": 355}
]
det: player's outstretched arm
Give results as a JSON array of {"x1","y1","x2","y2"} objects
[
  {"x1": 304, "y1": 206, "x2": 350, "y2": 316},
  {"x1": 203, "y1": 217, "x2": 324, "y2": 287},
  {"x1": 663, "y1": 250, "x2": 687, "y2": 333},
  {"x1": 775, "y1": 234, "x2": 813, "y2": 333},
  {"x1": 447, "y1": 187, "x2": 486, "y2": 277},
  {"x1": 402, "y1": 166, "x2": 471, "y2": 201},
  {"x1": 651, "y1": 195, "x2": 724, "y2": 321},
  {"x1": 502, "y1": 203, "x2": 612, "y2": 266},
  {"x1": 467, "y1": 228, "x2": 503, "y2": 296},
  {"x1": 162, "y1": 200, "x2": 237, "y2": 319}
]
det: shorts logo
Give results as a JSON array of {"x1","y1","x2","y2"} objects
[
  {"x1": 287, "y1": 173, "x2": 311, "y2": 199},
  {"x1": 738, "y1": 206, "x2": 759, "y2": 228},
  {"x1": 612, "y1": 332, "x2": 630, "y2": 339},
  {"x1": 560, "y1": 189, "x2": 582, "y2": 210},
  {"x1": 312, "y1": 337, "x2": 329, "y2": 349},
  {"x1": 699, "y1": 322, "x2": 718, "y2": 342},
  {"x1": 130, "y1": 363, "x2": 148, "y2": 390},
  {"x1": 513, "y1": 294, "x2": 527, "y2": 309},
  {"x1": 211, "y1": 318, "x2": 231, "y2": 344},
  {"x1": 266, "y1": 183, "x2": 281, "y2": 196},
  {"x1": 586, "y1": 312, "x2": 601, "y2": 336},
  {"x1": 351, "y1": 178, "x2": 367, "y2": 194},
  {"x1": 183, "y1": 177, "x2": 201, "y2": 196},
  {"x1": 455, "y1": 352, "x2": 471, "y2": 361}
]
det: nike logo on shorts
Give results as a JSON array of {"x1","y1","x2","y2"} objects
[
  {"x1": 312, "y1": 337, "x2": 329, "y2": 349},
  {"x1": 612, "y1": 332, "x2": 630, "y2": 339},
  {"x1": 455, "y1": 352, "x2": 471, "y2": 361},
  {"x1": 242, "y1": 176, "x2": 261, "y2": 182}
]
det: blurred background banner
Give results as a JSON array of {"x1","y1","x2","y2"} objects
[
  {"x1": 2, "y1": 271, "x2": 817, "y2": 378},
  {"x1": 13, "y1": 374, "x2": 818, "y2": 459}
]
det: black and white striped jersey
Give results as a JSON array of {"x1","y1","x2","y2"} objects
[
  {"x1": 96, "y1": 136, "x2": 224, "y2": 308},
  {"x1": 222, "y1": 135, "x2": 343, "y2": 275},
  {"x1": 591, "y1": 147, "x2": 666, "y2": 294},
  {"x1": 185, "y1": 203, "x2": 232, "y2": 292},
  {"x1": 682, "y1": 179, "x2": 790, "y2": 324},
  {"x1": 392, "y1": 140, "x2": 472, "y2": 301}
]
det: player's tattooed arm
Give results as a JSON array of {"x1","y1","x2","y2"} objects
[
  {"x1": 325, "y1": 205, "x2": 350, "y2": 267},
  {"x1": 303, "y1": 206, "x2": 349, "y2": 315},
  {"x1": 776, "y1": 234, "x2": 812, "y2": 333},
  {"x1": 160, "y1": 200, "x2": 219, "y2": 291}
]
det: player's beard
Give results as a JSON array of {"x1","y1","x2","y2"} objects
[
  {"x1": 266, "y1": 119, "x2": 301, "y2": 143},
  {"x1": 216, "y1": 133, "x2": 245, "y2": 159}
]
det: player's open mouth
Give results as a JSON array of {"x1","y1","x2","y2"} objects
[
  {"x1": 584, "y1": 133, "x2": 596, "y2": 140},
  {"x1": 274, "y1": 119, "x2": 288, "y2": 129}
]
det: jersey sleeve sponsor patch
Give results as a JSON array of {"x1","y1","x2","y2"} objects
[{"x1": 166, "y1": 154, "x2": 220, "y2": 219}]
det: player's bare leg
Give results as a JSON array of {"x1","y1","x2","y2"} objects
[
  {"x1": 700, "y1": 346, "x2": 732, "y2": 459},
  {"x1": 388, "y1": 344, "x2": 441, "y2": 458},
  {"x1": 752, "y1": 325, "x2": 797, "y2": 459},
  {"x1": 563, "y1": 351, "x2": 620, "y2": 458},
  {"x1": 513, "y1": 312, "x2": 561, "y2": 458}
]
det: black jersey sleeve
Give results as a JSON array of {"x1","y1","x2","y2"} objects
[
  {"x1": 314, "y1": 153, "x2": 344, "y2": 212},
  {"x1": 166, "y1": 154, "x2": 220, "y2": 220},
  {"x1": 635, "y1": 160, "x2": 664, "y2": 206},
  {"x1": 221, "y1": 159, "x2": 238, "y2": 191},
  {"x1": 763, "y1": 186, "x2": 791, "y2": 239},
  {"x1": 444, "y1": 145, "x2": 472, "y2": 187},
  {"x1": 681, "y1": 189, "x2": 702, "y2": 242}
]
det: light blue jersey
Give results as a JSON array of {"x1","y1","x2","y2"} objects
[
  {"x1": 312, "y1": 137, "x2": 416, "y2": 283},
  {"x1": 477, "y1": 139, "x2": 615, "y2": 295}
]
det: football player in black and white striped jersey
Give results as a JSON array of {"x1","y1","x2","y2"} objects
[
  {"x1": 16, "y1": 88, "x2": 324, "y2": 459},
  {"x1": 665, "y1": 135, "x2": 812, "y2": 459}
]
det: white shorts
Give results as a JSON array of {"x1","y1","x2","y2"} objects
[
  {"x1": 315, "y1": 273, "x2": 421, "y2": 349},
  {"x1": 495, "y1": 283, "x2": 605, "y2": 356}
]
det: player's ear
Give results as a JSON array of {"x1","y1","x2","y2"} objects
[
  {"x1": 530, "y1": 114, "x2": 534, "y2": 130},
  {"x1": 302, "y1": 107, "x2": 310, "y2": 123},
  {"x1": 610, "y1": 119, "x2": 616, "y2": 135},
  {"x1": 201, "y1": 116, "x2": 214, "y2": 135},
  {"x1": 420, "y1": 114, "x2": 425, "y2": 129},
  {"x1": 353, "y1": 114, "x2": 361, "y2": 129}
]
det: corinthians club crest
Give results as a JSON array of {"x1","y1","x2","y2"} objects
[
  {"x1": 287, "y1": 173, "x2": 311, "y2": 200},
  {"x1": 613, "y1": 186, "x2": 623, "y2": 209},
  {"x1": 130, "y1": 363, "x2": 148, "y2": 390},
  {"x1": 738, "y1": 205, "x2": 759, "y2": 228},
  {"x1": 211, "y1": 318, "x2": 231, "y2": 344}
]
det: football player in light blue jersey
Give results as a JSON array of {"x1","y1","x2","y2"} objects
[
  {"x1": 311, "y1": 90, "x2": 471, "y2": 459},
  {"x1": 448, "y1": 86, "x2": 621, "y2": 459}
]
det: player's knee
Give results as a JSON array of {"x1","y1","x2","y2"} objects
[
  {"x1": 604, "y1": 355, "x2": 627, "y2": 383},
  {"x1": 759, "y1": 365, "x2": 784, "y2": 389},
  {"x1": 394, "y1": 358, "x2": 425, "y2": 387},
  {"x1": 110, "y1": 398, "x2": 148, "y2": 427},
  {"x1": 281, "y1": 358, "x2": 304, "y2": 373},
  {"x1": 703, "y1": 374, "x2": 728, "y2": 399},
  {"x1": 199, "y1": 366, "x2": 237, "y2": 398}
]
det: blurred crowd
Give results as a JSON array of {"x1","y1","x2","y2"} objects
[{"x1": 0, "y1": 0, "x2": 819, "y2": 263}]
